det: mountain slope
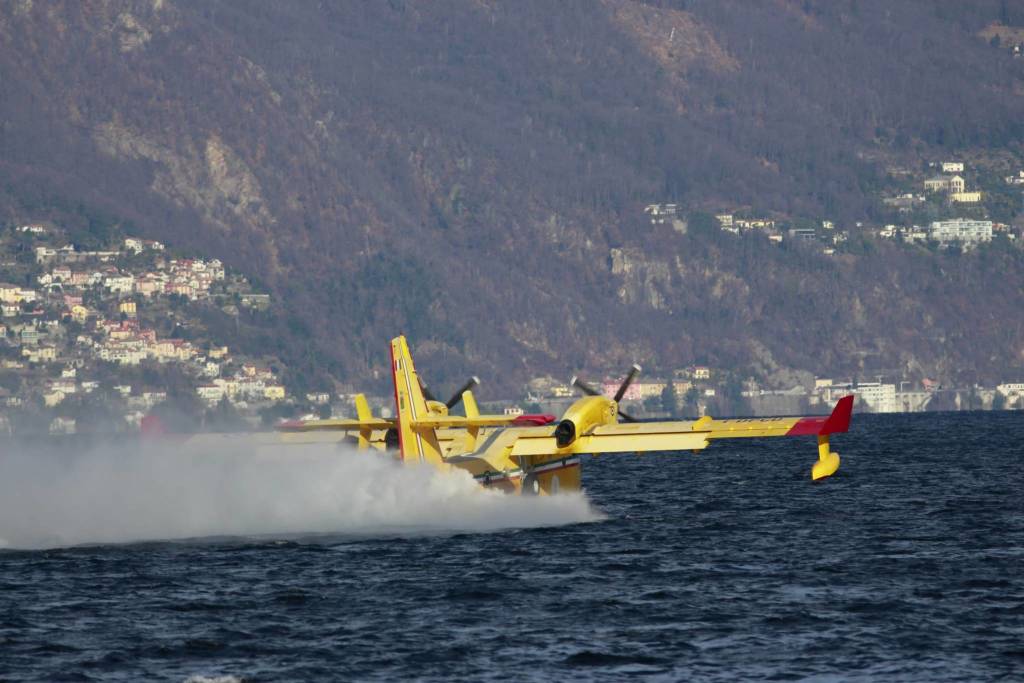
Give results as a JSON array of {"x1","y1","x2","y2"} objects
[{"x1": 1, "y1": 0, "x2": 1023, "y2": 394}]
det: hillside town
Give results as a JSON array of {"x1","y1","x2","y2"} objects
[
  {"x1": 0, "y1": 222, "x2": 297, "y2": 435},
  {"x1": 3, "y1": 183, "x2": 1023, "y2": 436},
  {"x1": 642, "y1": 158, "x2": 1023, "y2": 254}
]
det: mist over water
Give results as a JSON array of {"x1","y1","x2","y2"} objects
[{"x1": 0, "y1": 438, "x2": 602, "y2": 549}]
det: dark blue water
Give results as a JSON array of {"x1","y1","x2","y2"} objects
[{"x1": 2, "y1": 412, "x2": 1023, "y2": 681}]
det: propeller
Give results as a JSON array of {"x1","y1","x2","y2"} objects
[
  {"x1": 571, "y1": 363, "x2": 642, "y2": 422},
  {"x1": 420, "y1": 376, "x2": 481, "y2": 411},
  {"x1": 613, "y1": 364, "x2": 642, "y2": 403},
  {"x1": 445, "y1": 376, "x2": 480, "y2": 410},
  {"x1": 419, "y1": 379, "x2": 439, "y2": 403}
]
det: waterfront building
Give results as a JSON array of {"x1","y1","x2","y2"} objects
[{"x1": 852, "y1": 382, "x2": 898, "y2": 413}]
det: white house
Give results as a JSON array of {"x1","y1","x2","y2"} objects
[
  {"x1": 103, "y1": 274, "x2": 135, "y2": 294},
  {"x1": 35, "y1": 246, "x2": 57, "y2": 263},
  {"x1": 853, "y1": 382, "x2": 898, "y2": 413},
  {"x1": 49, "y1": 417, "x2": 76, "y2": 434},
  {"x1": 950, "y1": 191, "x2": 981, "y2": 204},
  {"x1": 930, "y1": 219, "x2": 993, "y2": 245},
  {"x1": 124, "y1": 238, "x2": 145, "y2": 254},
  {"x1": 196, "y1": 385, "x2": 226, "y2": 404}
]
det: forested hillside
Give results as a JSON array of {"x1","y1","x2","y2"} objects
[{"x1": 1, "y1": 0, "x2": 1022, "y2": 395}]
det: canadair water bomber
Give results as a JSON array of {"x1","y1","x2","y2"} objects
[{"x1": 275, "y1": 336, "x2": 853, "y2": 494}]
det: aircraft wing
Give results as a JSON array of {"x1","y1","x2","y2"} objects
[
  {"x1": 696, "y1": 394, "x2": 853, "y2": 440},
  {"x1": 276, "y1": 417, "x2": 393, "y2": 432},
  {"x1": 507, "y1": 396, "x2": 853, "y2": 479},
  {"x1": 411, "y1": 415, "x2": 523, "y2": 429},
  {"x1": 509, "y1": 420, "x2": 710, "y2": 455}
]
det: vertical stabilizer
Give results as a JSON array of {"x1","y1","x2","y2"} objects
[
  {"x1": 390, "y1": 336, "x2": 445, "y2": 464},
  {"x1": 461, "y1": 389, "x2": 482, "y2": 451},
  {"x1": 462, "y1": 390, "x2": 480, "y2": 418},
  {"x1": 355, "y1": 393, "x2": 373, "y2": 422},
  {"x1": 354, "y1": 393, "x2": 373, "y2": 449}
]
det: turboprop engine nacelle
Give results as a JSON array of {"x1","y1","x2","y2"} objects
[
  {"x1": 554, "y1": 395, "x2": 619, "y2": 447},
  {"x1": 425, "y1": 400, "x2": 449, "y2": 416}
]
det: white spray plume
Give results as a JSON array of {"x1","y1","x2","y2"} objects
[{"x1": 0, "y1": 438, "x2": 603, "y2": 550}]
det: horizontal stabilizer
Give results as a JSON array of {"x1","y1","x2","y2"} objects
[
  {"x1": 276, "y1": 417, "x2": 393, "y2": 432},
  {"x1": 410, "y1": 415, "x2": 523, "y2": 429}
]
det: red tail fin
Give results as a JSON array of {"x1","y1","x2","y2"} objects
[
  {"x1": 785, "y1": 395, "x2": 854, "y2": 436},
  {"x1": 821, "y1": 395, "x2": 854, "y2": 434}
]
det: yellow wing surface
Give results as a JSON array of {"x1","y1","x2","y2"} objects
[
  {"x1": 499, "y1": 396, "x2": 851, "y2": 478},
  {"x1": 276, "y1": 417, "x2": 393, "y2": 431}
]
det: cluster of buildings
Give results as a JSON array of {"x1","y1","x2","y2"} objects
[
  {"x1": 876, "y1": 218, "x2": 1010, "y2": 248},
  {"x1": 642, "y1": 203, "x2": 686, "y2": 232},
  {"x1": 882, "y1": 193, "x2": 927, "y2": 212},
  {"x1": 34, "y1": 237, "x2": 225, "y2": 301},
  {"x1": 524, "y1": 365, "x2": 720, "y2": 414},
  {"x1": 88, "y1": 318, "x2": 198, "y2": 366},
  {"x1": 873, "y1": 159, "x2": 1023, "y2": 247},
  {"x1": 0, "y1": 282, "x2": 39, "y2": 316},
  {"x1": 517, "y1": 368, "x2": 1024, "y2": 418},
  {"x1": 195, "y1": 364, "x2": 287, "y2": 406},
  {"x1": 717, "y1": 214, "x2": 769, "y2": 236},
  {"x1": 737, "y1": 376, "x2": 1024, "y2": 414},
  {"x1": 1004, "y1": 170, "x2": 1024, "y2": 186},
  {"x1": 0, "y1": 222, "x2": 293, "y2": 435},
  {"x1": 922, "y1": 161, "x2": 982, "y2": 204},
  {"x1": 37, "y1": 369, "x2": 168, "y2": 416},
  {"x1": 14, "y1": 379, "x2": 172, "y2": 435},
  {"x1": 714, "y1": 214, "x2": 850, "y2": 254},
  {"x1": 694, "y1": 158, "x2": 1022, "y2": 254},
  {"x1": 996, "y1": 383, "x2": 1024, "y2": 409},
  {"x1": 716, "y1": 215, "x2": 778, "y2": 234}
]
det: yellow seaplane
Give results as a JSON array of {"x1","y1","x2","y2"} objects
[{"x1": 275, "y1": 335, "x2": 853, "y2": 494}]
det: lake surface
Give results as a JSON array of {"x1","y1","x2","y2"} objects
[{"x1": 2, "y1": 412, "x2": 1023, "y2": 681}]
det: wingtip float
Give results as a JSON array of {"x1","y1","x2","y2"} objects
[{"x1": 270, "y1": 335, "x2": 855, "y2": 492}]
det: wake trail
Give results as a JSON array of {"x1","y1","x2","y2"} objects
[{"x1": 0, "y1": 438, "x2": 603, "y2": 550}]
